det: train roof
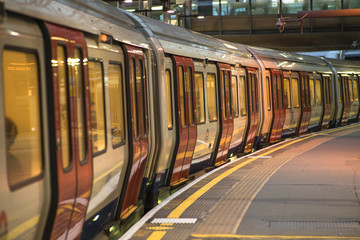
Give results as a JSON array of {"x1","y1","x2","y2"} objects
[
  {"x1": 134, "y1": 14, "x2": 258, "y2": 67},
  {"x1": 248, "y1": 46, "x2": 332, "y2": 74},
  {"x1": 4, "y1": 0, "x2": 149, "y2": 48},
  {"x1": 324, "y1": 58, "x2": 360, "y2": 74}
]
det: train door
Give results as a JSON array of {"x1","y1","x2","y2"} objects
[
  {"x1": 46, "y1": 22, "x2": 93, "y2": 239},
  {"x1": 214, "y1": 63, "x2": 233, "y2": 165},
  {"x1": 169, "y1": 56, "x2": 197, "y2": 186},
  {"x1": 355, "y1": 76, "x2": 360, "y2": 121},
  {"x1": 268, "y1": 69, "x2": 285, "y2": 143},
  {"x1": 244, "y1": 68, "x2": 259, "y2": 153},
  {"x1": 297, "y1": 72, "x2": 311, "y2": 135},
  {"x1": 340, "y1": 75, "x2": 350, "y2": 125},
  {"x1": 320, "y1": 75, "x2": 332, "y2": 129},
  {"x1": 120, "y1": 45, "x2": 149, "y2": 217}
]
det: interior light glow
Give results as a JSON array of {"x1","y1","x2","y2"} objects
[
  {"x1": 124, "y1": 0, "x2": 132, "y2": 3},
  {"x1": 167, "y1": 9, "x2": 175, "y2": 14},
  {"x1": 151, "y1": 6, "x2": 163, "y2": 10},
  {"x1": 197, "y1": 15, "x2": 205, "y2": 19}
]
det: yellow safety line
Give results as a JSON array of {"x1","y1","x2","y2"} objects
[
  {"x1": 7, "y1": 215, "x2": 39, "y2": 239},
  {"x1": 191, "y1": 234, "x2": 360, "y2": 239},
  {"x1": 146, "y1": 230, "x2": 167, "y2": 240}
]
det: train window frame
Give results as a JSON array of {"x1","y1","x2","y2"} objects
[
  {"x1": 130, "y1": 57, "x2": 140, "y2": 138},
  {"x1": 348, "y1": 78, "x2": 354, "y2": 102},
  {"x1": 88, "y1": 58, "x2": 108, "y2": 157},
  {"x1": 74, "y1": 46, "x2": 89, "y2": 165},
  {"x1": 315, "y1": 79, "x2": 322, "y2": 106},
  {"x1": 239, "y1": 75, "x2": 247, "y2": 116},
  {"x1": 206, "y1": 73, "x2": 218, "y2": 122},
  {"x1": 309, "y1": 79, "x2": 316, "y2": 107},
  {"x1": 187, "y1": 66, "x2": 195, "y2": 126},
  {"x1": 179, "y1": 65, "x2": 186, "y2": 128},
  {"x1": 166, "y1": 69, "x2": 174, "y2": 129},
  {"x1": 227, "y1": 71, "x2": 233, "y2": 119},
  {"x1": 353, "y1": 78, "x2": 359, "y2": 102},
  {"x1": 138, "y1": 59, "x2": 147, "y2": 137},
  {"x1": 109, "y1": 60, "x2": 126, "y2": 148},
  {"x1": 292, "y1": 78, "x2": 300, "y2": 108},
  {"x1": 283, "y1": 77, "x2": 291, "y2": 109},
  {"x1": 266, "y1": 76, "x2": 271, "y2": 111},
  {"x1": 221, "y1": 71, "x2": 227, "y2": 120},
  {"x1": 195, "y1": 71, "x2": 206, "y2": 124},
  {"x1": 3, "y1": 46, "x2": 45, "y2": 191},
  {"x1": 231, "y1": 75, "x2": 239, "y2": 118}
]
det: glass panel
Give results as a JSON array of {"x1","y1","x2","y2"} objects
[
  {"x1": 89, "y1": 60, "x2": 106, "y2": 152},
  {"x1": 278, "y1": 75, "x2": 283, "y2": 109},
  {"x1": 131, "y1": 59, "x2": 138, "y2": 137},
  {"x1": 207, "y1": 73, "x2": 218, "y2": 121},
  {"x1": 137, "y1": 60, "x2": 146, "y2": 135},
  {"x1": 221, "y1": 0, "x2": 249, "y2": 16},
  {"x1": 310, "y1": 79, "x2": 315, "y2": 107},
  {"x1": 239, "y1": 76, "x2": 247, "y2": 116},
  {"x1": 315, "y1": 79, "x2": 322, "y2": 105},
  {"x1": 221, "y1": 71, "x2": 226, "y2": 119},
  {"x1": 166, "y1": 70, "x2": 173, "y2": 128},
  {"x1": 179, "y1": 66, "x2": 186, "y2": 127},
  {"x1": 273, "y1": 75, "x2": 278, "y2": 110},
  {"x1": 57, "y1": 46, "x2": 70, "y2": 169},
  {"x1": 353, "y1": 79, "x2": 359, "y2": 101},
  {"x1": 231, "y1": 76, "x2": 239, "y2": 117},
  {"x1": 282, "y1": 0, "x2": 310, "y2": 14},
  {"x1": 266, "y1": 76, "x2": 271, "y2": 111},
  {"x1": 4, "y1": 49, "x2": 42, "y2": 187},
  {"x1": 284, "y1": 78, "x2": 291, "y2": 109},
  {"x1": 74, "y1": 48, "x2": 86, "y2": 162},
  {"x1": 195, "y1": 72, "x2": 206, "y2": 123},
  {"x1": 292, "y1": 78, "x2": 299, "y2": 108},
  {"x1": 225, "y1": 71, "x2": 231, "y2": 117},
  {"x1": 312, "y1": 0, "x2": 341, "y2": 10},
  {"x1": 338, "y1": 78, "x2": 342, "y2": 103},
  {"x1": 348, "y1": 79, "x2": 354, "y2": 102},
  {"x1": 109, "y1": 63, "x2": 125, "y2": 145},
  {"x1": 187, "y1": 67, "x2": 194, "y2": 125},
  {"x1": 344, "y1": 0, "x2": 360, "y2": 9},
  {"x1": 305, "y1": 78, "x2": 310, "y2": 107},
  {"x1": 252, "y1": 0, "x2": 279, "y2": 15}
]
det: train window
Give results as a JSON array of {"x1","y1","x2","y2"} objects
[
  {"x1": 109, "y1": 62, "x2": 125, "y2": 146},
  {"x1": 348, "y1": 79, "x2": 354, "y2": 102},
  {"x1": 292, "y1": 78, "x2": 300, "y2": 108},
  {"x1": 166, "y1": 70, "x2": 173, "y2": 128},
  {"x1": 131, "y1": 58, "x2": 139, "y2": 137},
  {"x1": 278, "y1": 75, "x2": 283, "y2": 109},
  {"x1": 195, "y1": 72, "x2": 206, "y2": 124},
  {"x1": 284, "y1": 78, "x2": 291, "y2": 109},
  {"x1": 4, "y1": 49, "x2": 43, "y2": 189},
  {"x1": 138, "y1": 60, "x2": 147, "y2": 135},
  {"x1": 323, "y1": 77, "x2": 328, "y2": 105},
  {"x1": 221, "y1": 71, "x2": 226, "y2": 119},
  {"x1": 273, "y1": 75, "x2": 278, "y2": 110},
  {"x1": 226, "y1": 71, "x2": 232, "y2": 118},
  {"x1": 89, "y1": 60, "x2": 106, "y2": 153},
  {"x1": 179, "y1": 66, "x2": 186, "y2": 127},
  {"x1": 315, "y1": 79, "x2": 322, "y2": 105},
  {"x1": 207, "y1": 73, "x2": 218, "y2": 121},
  {"x1": 231, "y1": 76, "x2": 239, "y2": 118},
  {"x1": 74, "y1": 48, "x2": 87, "y2": 163},
  {"x1": 310, "y1": 79, "x2": 315, "y2": 107},
  {"x1": 187, "y1": 67, "x2": 194, "y2": 126},
  {"x1": 57, "y1": 46, "x2": 71, "y2": 169},
  {"x1": 353, "y1": 79, "x2": 359, "y2": 101},
  {"x1": 305, "y1": 77, "x2": 311, "y2": 107},
  {"x1": 338, "y1": 78, "x2": 342, "y2": 103},
  {"x1": 239, "y1": 76, "x2": 247, "y2": 116},
  {"x1": 266, "y1": 77, "x2": 271, "y2": 111}
]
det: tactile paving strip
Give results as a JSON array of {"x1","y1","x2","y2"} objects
[{"x1": 269, "y1": 221, "x2": 360, "y2": 229}]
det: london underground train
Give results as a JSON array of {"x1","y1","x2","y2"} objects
[{"x1": 0, "y1": 0, "x2": 359, "y2": 239}]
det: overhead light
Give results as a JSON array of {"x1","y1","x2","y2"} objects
[
  {"x1": 124, "y1": 0, "x2": 132, "y2": 3},
  {"x1": 197, "y1": 15, "x2": 204, "y2": 19},
  {"x1": 167, "y1": 9, "x2": 175, "y2": 14}
]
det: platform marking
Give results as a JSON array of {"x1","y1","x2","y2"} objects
[
  {"x1": 191, "y1": 234, "x2": 360, "y2": 239},
  {"x1": 246, "y1": 155, "x2": 272, "y2": 159},
  {"x1": 146, "y1": 231, "x2": 167, "y2": 240},
  {"x1": 120, "y1": 123, "x2": 360, "y2": 240},
  {"x1": 151, "y1": 218, "x2": 197, "y2": 224}
]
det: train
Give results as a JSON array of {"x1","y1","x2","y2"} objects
[{"x1": 0, "y1": 0, "x2": 359, "y2": 239}]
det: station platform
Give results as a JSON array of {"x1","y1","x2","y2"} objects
[{"x1": 121, "y1": 123, "x2": 360, "y2": 240}]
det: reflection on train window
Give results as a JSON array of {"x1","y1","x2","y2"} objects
[
  {"x1": 74, "y1": 48, "x2": 87, "y2": 163},
  {"x1": 231, "y1": 76, "x2": 239, "y2": 118},
  {"x1": 4, "y1": 49, "x2": 43, "y2": 189},
  {"x1": 277, "y1": 75, "x2": 283, "y2": 109},
  {"x1": 109, "y1": 63, "x2": 125, "y2": 146},
  {"x1": 195, "y1": 72, "x2": 206, "y2": 124},
  {"x1": 166, "y1": 70, "x2": 173, "y2": 128},
  {"x1": 310, "y1": 79, "x2": 315, "y2": 107},
  {"x1": 187, "y1": 67, "x2": 194, "y2": 126},
  {"x1": 284, "y1": 78, "x2": 291, "y2": 109},
  {"x1": 221, "y1": 71, "x2": 226, "y2": 119},
  {"x1": 179, "y1": 66, "x2": 186, "y2": 127},
  {"x1": 239, "y1": 76, "x2": 247, "y2": 116},
  {"x1": 315, "y1": 79, "x2": 322, "y2": 105},
  {"x1": 266, "y1": 76, "x2": 271, "y2": 111},
  {"x1": 348, "y1": 79, "x2": 354, "y2": 102},
  {"x1": 338, "y1": 78, "x2": 342, "y2": 103},
  {"x1": 131, "y1": 58, "x2": 139, "y2": 137},
  {"x1": 305, "y1": 77, "x2": 310, "y2": 107},
  {"x1": 207, "y1": 73, "x2": 217, "y2": 121},
  {"x1": 353, "y1": 79, "x2": 359, "y2": 101},
  {"x1": 89, "y1": 60, "x2": 106, "y2": 153},
  {"x1": 57, "y1": 46, "x2": 71, "y2": 169},
  {"x1": 292, "y1": 78, "x2": 299, "y2": 108},
  {"x1": 226, "y1": 71, "x2": 232, "y2": 117},
  {"x1": 273, "y1": 75, "x2": 278, "y2": 110},
  {"x1": 138, "y1": 60, "x2": 147, "y2": 135}
]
